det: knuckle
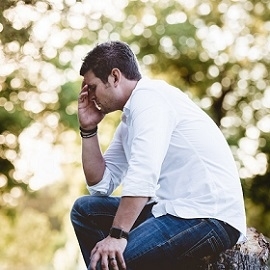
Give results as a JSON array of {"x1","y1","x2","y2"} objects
[{"x1": 101, "y1": 262, "x2": 107, "y2": 269}]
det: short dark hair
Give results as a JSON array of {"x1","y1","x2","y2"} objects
[{"x1": 80, "y1": 41, "x2": 142, "y2": 83}]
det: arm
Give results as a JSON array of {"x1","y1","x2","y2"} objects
[
  {"x1": 82, "y1": 135, "x2": 105, "y2": 186},
  {"x1": 90, "y1": 196, "x2": 149, "y2": 270},
  {"x1": 78, "y1": 84, "x2": 105, "y2": 186},
  {"x1": 112, "y1": 196, "x2": 149, "y2": 231}
]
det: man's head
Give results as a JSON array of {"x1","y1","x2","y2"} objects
[{"x1": 80, "y1": 41, "x2": 142, "y2": 83}]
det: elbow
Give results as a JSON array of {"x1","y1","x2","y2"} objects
[
  {"x1": 86, "y1": 177, "x2": 101, "y2": 186},
  {"x1": 84, "y1": 163, "x2": 106, "y2": 186},
  {"x1": 85, "y1": 169, "x2": 105, "y2": 186}
]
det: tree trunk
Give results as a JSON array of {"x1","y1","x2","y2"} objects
[{"x1": 200, "y1": 227, "x2": 270, "y2": 269}]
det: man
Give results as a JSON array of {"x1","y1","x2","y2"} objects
[{"x1": 71, "y1": 41, "x2": 246, "y2": 270}]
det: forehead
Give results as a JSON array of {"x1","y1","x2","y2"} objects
[{"x1": 83, "y1": 70, "x2": 102, "y2": 85}]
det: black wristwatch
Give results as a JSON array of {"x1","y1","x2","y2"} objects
[{"x1": 109, "y1": 227, "x2": 129, "y2": 240}]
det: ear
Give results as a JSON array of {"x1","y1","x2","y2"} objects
[{"x1": 109, "y1": 68, "x2": 121, "y2": 86}]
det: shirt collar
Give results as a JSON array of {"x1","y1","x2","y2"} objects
[
  {"x1": 122, "y1": 78, "x2": 145, "y2": 123},
  {"x1": 123, "y1": 77, "x2": 147, "y2": 111}
]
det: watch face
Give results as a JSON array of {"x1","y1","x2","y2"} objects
[
  {"x1": 109, "y1": 227, "x2": 129, "y2": 240},
  {"x1": 110, "y1": 228, "x2": 121, "y2": 238}
]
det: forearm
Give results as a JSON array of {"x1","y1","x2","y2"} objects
[
  {"x1": 82, "y1": 135, "x2": 106, "y2": 186},
  {"x1": 112, "y1": 196, "x2": 150, "y2": 232},
  {"x1": 77, "y1": 83, "x2": 106, "y2": 186}
]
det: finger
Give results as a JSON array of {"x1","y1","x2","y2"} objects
[
  {"x1": 108, "y1": 254, "x2": 119, "y2": 270},
  {"x1": 115, "y1": 252, "x2": 126, "y2": 270},
  {"x1": 100, "y1": 255, "x2": 109, "y2": 270},
  {"x1": 109, "y1": 257, "x2": 119, "y2": 270},
  {"x1": 78, "y1": 91, "x2": 88, "y2": 101},
  {"x1": 89, "y1": 251, "x2": 100, "y2": 270},
  {"x1": 80, "y1": 84, "x2": 89, "y2": 94},
  {"x1": 90, "y1": 246, "x2": 97, "y2": 257},
  {"x1": 78, "y1": 86, "x2": 89, "y2": 99}
]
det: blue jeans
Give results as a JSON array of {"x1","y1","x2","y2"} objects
[{"x1": 70, "y1": 196, "x2": 239, "y2": 270}]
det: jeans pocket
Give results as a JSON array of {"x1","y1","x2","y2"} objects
[{"x1": 185, "y1": 229, "x2": 224, "y2": 259}]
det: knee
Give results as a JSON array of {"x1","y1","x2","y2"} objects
[
  {"x1": 70, "y1": 196, "x2": 90, "y2": 225},
  {"x1": 70, "y1": 195, "x2": 104, "y2": 223},
  {"x1": 70, "y1": 196, "x2": 120, "y2": 226}
]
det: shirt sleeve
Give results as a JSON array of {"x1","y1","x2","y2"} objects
[{"x1": 121, "y1": 89, "x2": 176, "y2": 197}]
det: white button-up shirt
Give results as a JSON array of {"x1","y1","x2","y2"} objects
[{"x1": 88, "y1": 78, "x2": 246, "y2": 242}]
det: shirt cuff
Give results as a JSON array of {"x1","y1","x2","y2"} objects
[
  {"x1": 86, "y1": 167, "x2": 114, "y2": 196},
  {"x1": 121, "y1": 182, "x2": 159, "y2": 199}
]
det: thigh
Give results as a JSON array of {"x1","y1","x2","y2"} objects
[
  {"x1": 124, "y1": 215, "x2": 235, "y2": 270},
  {"x1": 71, "y1": 196, "x2": 155, "y2": 231},
  {"x1": 71, "y1": 195, "x2": 121, "y2": 232},
  {"x1": 72, "y1": 195, "x2": 121, "y2": 216}
]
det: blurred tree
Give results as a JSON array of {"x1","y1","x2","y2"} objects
[
  {"x1": 0, "y1": 0, "x2": 33, "y2": 215},
  {"x1": 0, "y1": 0, "x2": 269, "y2": 268}
]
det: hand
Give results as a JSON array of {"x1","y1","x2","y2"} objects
[
  {"x1": 89, "y1": 236, "x2": 127, "y2": 270},
  {"x1": 78, "y1": 84, "x2": 104, "y2": 130}
]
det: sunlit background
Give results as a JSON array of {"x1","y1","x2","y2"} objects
[{"x1": 0, "y1": 0, "x2": 270, "y2": 269}]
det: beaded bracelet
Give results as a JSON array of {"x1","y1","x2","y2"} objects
[{"x1": 79, "y1": 126, "x2": 98, "y2": 138}]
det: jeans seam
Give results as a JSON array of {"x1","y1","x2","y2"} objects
[
  {"x1": 207, "y1": 219, "x2": 232, "y2": 248},
  {"x1": 184, "y1": 230, "x2": 223, "y2": 257},
  {"x1": 167, "y1": 219, "x2": 226, "y2": 262}
]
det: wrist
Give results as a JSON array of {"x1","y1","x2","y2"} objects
[
  {"x1": 80, "y1": 126, "x2": 98, "y2": 138},
  {"x1": 109, "y1": 227, "x2": 129, "y2": 240},
  {"x1": 80, "y1": 126, "x2": 97, "y2": 133}
]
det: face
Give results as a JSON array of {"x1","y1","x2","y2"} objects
[{"x1": 83, "y1": 70, "x2": 119, "y2": 114}]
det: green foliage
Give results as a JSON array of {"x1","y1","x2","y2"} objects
[{"x1": 58, "y1": 81, "x2": 81, "y2": 130}]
